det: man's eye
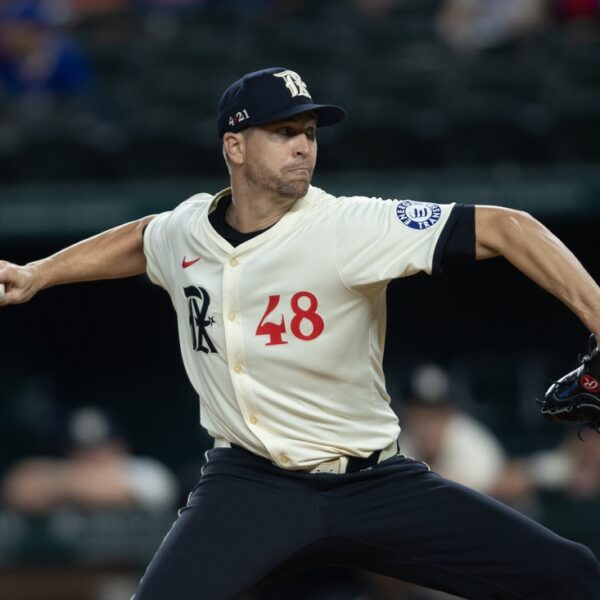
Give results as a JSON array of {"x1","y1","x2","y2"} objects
[{"x1": 277, "y1": 127, "x2": 292, "y2": 136}]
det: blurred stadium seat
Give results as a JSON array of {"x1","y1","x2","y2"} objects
[{"x1": 1, "y1": 0, "x2": 599, "y2": 180}]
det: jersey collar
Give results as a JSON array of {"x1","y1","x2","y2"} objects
[{"x1": 200, "y1": 185, "x2": 320, "y2": 257}]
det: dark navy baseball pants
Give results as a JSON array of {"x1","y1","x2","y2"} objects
[{"x1": 133, "y1": 446, "x2": 600, "y2": 600}]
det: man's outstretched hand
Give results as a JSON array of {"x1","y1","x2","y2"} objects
[{"x1": 0, "y1": 261, "x2": 43, "y2": 307}]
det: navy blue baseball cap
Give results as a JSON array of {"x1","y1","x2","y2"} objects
[{"x1": 217, "y1": 67, "x2": 346, "y2": 138}]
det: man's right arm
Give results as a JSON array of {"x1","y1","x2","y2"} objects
[{"x1": 0, "y1": 215, "x2": 155, "y2": 307}]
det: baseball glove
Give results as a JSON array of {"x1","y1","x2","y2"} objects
[{"x1": 539, "y1": 334, "x2": 600, "y2": 437}]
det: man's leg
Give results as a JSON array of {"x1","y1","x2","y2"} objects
[
  {"x1": 324, "y1": 455, "x2": 600, "y2": 600},
  {"x1": 133, "y1": 448, "x2": 326, "y2": 600}
]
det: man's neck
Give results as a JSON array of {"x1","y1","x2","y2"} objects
[{"x1": 226, "y1": 181, "x2": 301, "y2": 233}]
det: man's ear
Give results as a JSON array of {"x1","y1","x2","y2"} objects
[{"x1": 223, "y1": 132, "x2": 245, "y2": 166}]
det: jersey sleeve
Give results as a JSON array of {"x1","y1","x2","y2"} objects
[
  {"x1": 143, "y1": 194, "x2": 211, "y2": 290},
  {"x1": 144, "y1": 211, "x2": 173, "y2": 289},
  {"x1": 143, "y1": 211, "x2": 175, "y2": 290},
  {"x1": 334, "y1": 198, "x2": 457, "y2": 289}
]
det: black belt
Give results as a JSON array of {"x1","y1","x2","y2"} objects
[{"x1": 346, "y1": 449, "x2": 382, "y2": 473}]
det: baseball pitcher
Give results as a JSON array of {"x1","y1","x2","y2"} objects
[{"x1": 1, "y1": 68, "x2": 600, "y2": 600}]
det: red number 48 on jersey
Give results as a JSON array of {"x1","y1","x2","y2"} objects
[{"x1": 256, "y1": 291, "x2": 324, "y2": 346}]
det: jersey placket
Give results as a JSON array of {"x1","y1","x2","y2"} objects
[{"x1": 221, "y1": 252, "x2": 263, "y2": 444}]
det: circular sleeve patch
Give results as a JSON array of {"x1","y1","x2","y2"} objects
[{"x1": 396, "y1": 200, "x2": 442, "y2": 230}]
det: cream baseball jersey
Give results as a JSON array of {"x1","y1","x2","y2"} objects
[{"x1": 144, "y1": 186, "x2": 456, "y2": 470}]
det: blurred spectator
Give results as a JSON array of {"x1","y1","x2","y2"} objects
[
  {"x1": 436, "y1": 0, "x2": 549, "y2": 53},
  {"x1": 1, "y1": 406, "x2": 178, "y2": 513},
  {"x1": 552, "y1": 0, "x2": 600, "y2": 44},
  {"x1": 399, "y1": 364, "x2": 506, "y2": 494},
  {"x1": 494, "y1": 428, "x2": 600, "y2": 506},
  {"x1": 0, "y1": 0, "x2": 94, "y2": 120},
  {"x1": 554, "y1": 0, "x2": 600, "y2": 21},
  {"x1": 363, "y1": 365, "x2": 506, "y2": 600}
]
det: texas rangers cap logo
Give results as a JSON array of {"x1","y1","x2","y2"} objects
[
  {"x1": 273, "y1": 70, "x2": 312, "y2": 99},
  {"x1": 396, "y1": 200, "x2": 442, "y2": 230}
]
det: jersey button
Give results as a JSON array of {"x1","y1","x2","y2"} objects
[
  {"x1": 229, "y1": 258, "x2": 239, "y2": 267},
  {"x1": 280, "y1": 455, "x2": 289, "y2": 465},
  {"x1": 249, "y1": 415, "x2": 258, "y2": 425},
  {"x1": 233, "y1": 364, "x2": 243, "y2": 374},
  {"x1": 228, "y1": 311, "x2": 236, "y2": 321}
]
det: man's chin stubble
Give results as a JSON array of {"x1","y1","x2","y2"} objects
[
  {"x1": 279, "y1": 182, "x2": 309, "y2": 199},
  {"x1": 276, "y1": 174, "x2": 311, "y2": 200}
]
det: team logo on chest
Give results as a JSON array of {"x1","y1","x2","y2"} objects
[
  {"x1": 396, "y1": 200, "x2": 441, "y2": 230},
  {"x1": 184, "y1": 286, "x2": 217, "y2": 354}
]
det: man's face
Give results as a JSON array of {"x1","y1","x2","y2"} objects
[{"x1": 241, "y1": 112, "x2": 318, "y2": 201}]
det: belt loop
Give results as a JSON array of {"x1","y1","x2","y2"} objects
[
  {"x1": 377, "y1": 437, "x2": 399, "y2": 463},
  {"x1": 214, "y1": 438, "x2": 232, "y2": 448}
]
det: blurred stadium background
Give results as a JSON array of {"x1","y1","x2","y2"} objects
[{"x1": 1, "y1": 0, "x2": 600, "y2": 598}]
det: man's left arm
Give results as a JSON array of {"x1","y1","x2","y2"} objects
[{"x1": 475, "y1": 206, "x2": 600, "y2": 340}]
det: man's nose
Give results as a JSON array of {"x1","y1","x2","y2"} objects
[{"x1": 294, "y1": 134, "x2": 310, "y2": 156}]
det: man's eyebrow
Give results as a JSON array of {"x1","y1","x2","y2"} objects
[{"x1": 277, "y1": 115, "x2": 318, "y2": 127}]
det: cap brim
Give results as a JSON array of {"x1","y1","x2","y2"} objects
[{"x1": 252, "y1": 103, "x2": 346, "y2": 128}]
